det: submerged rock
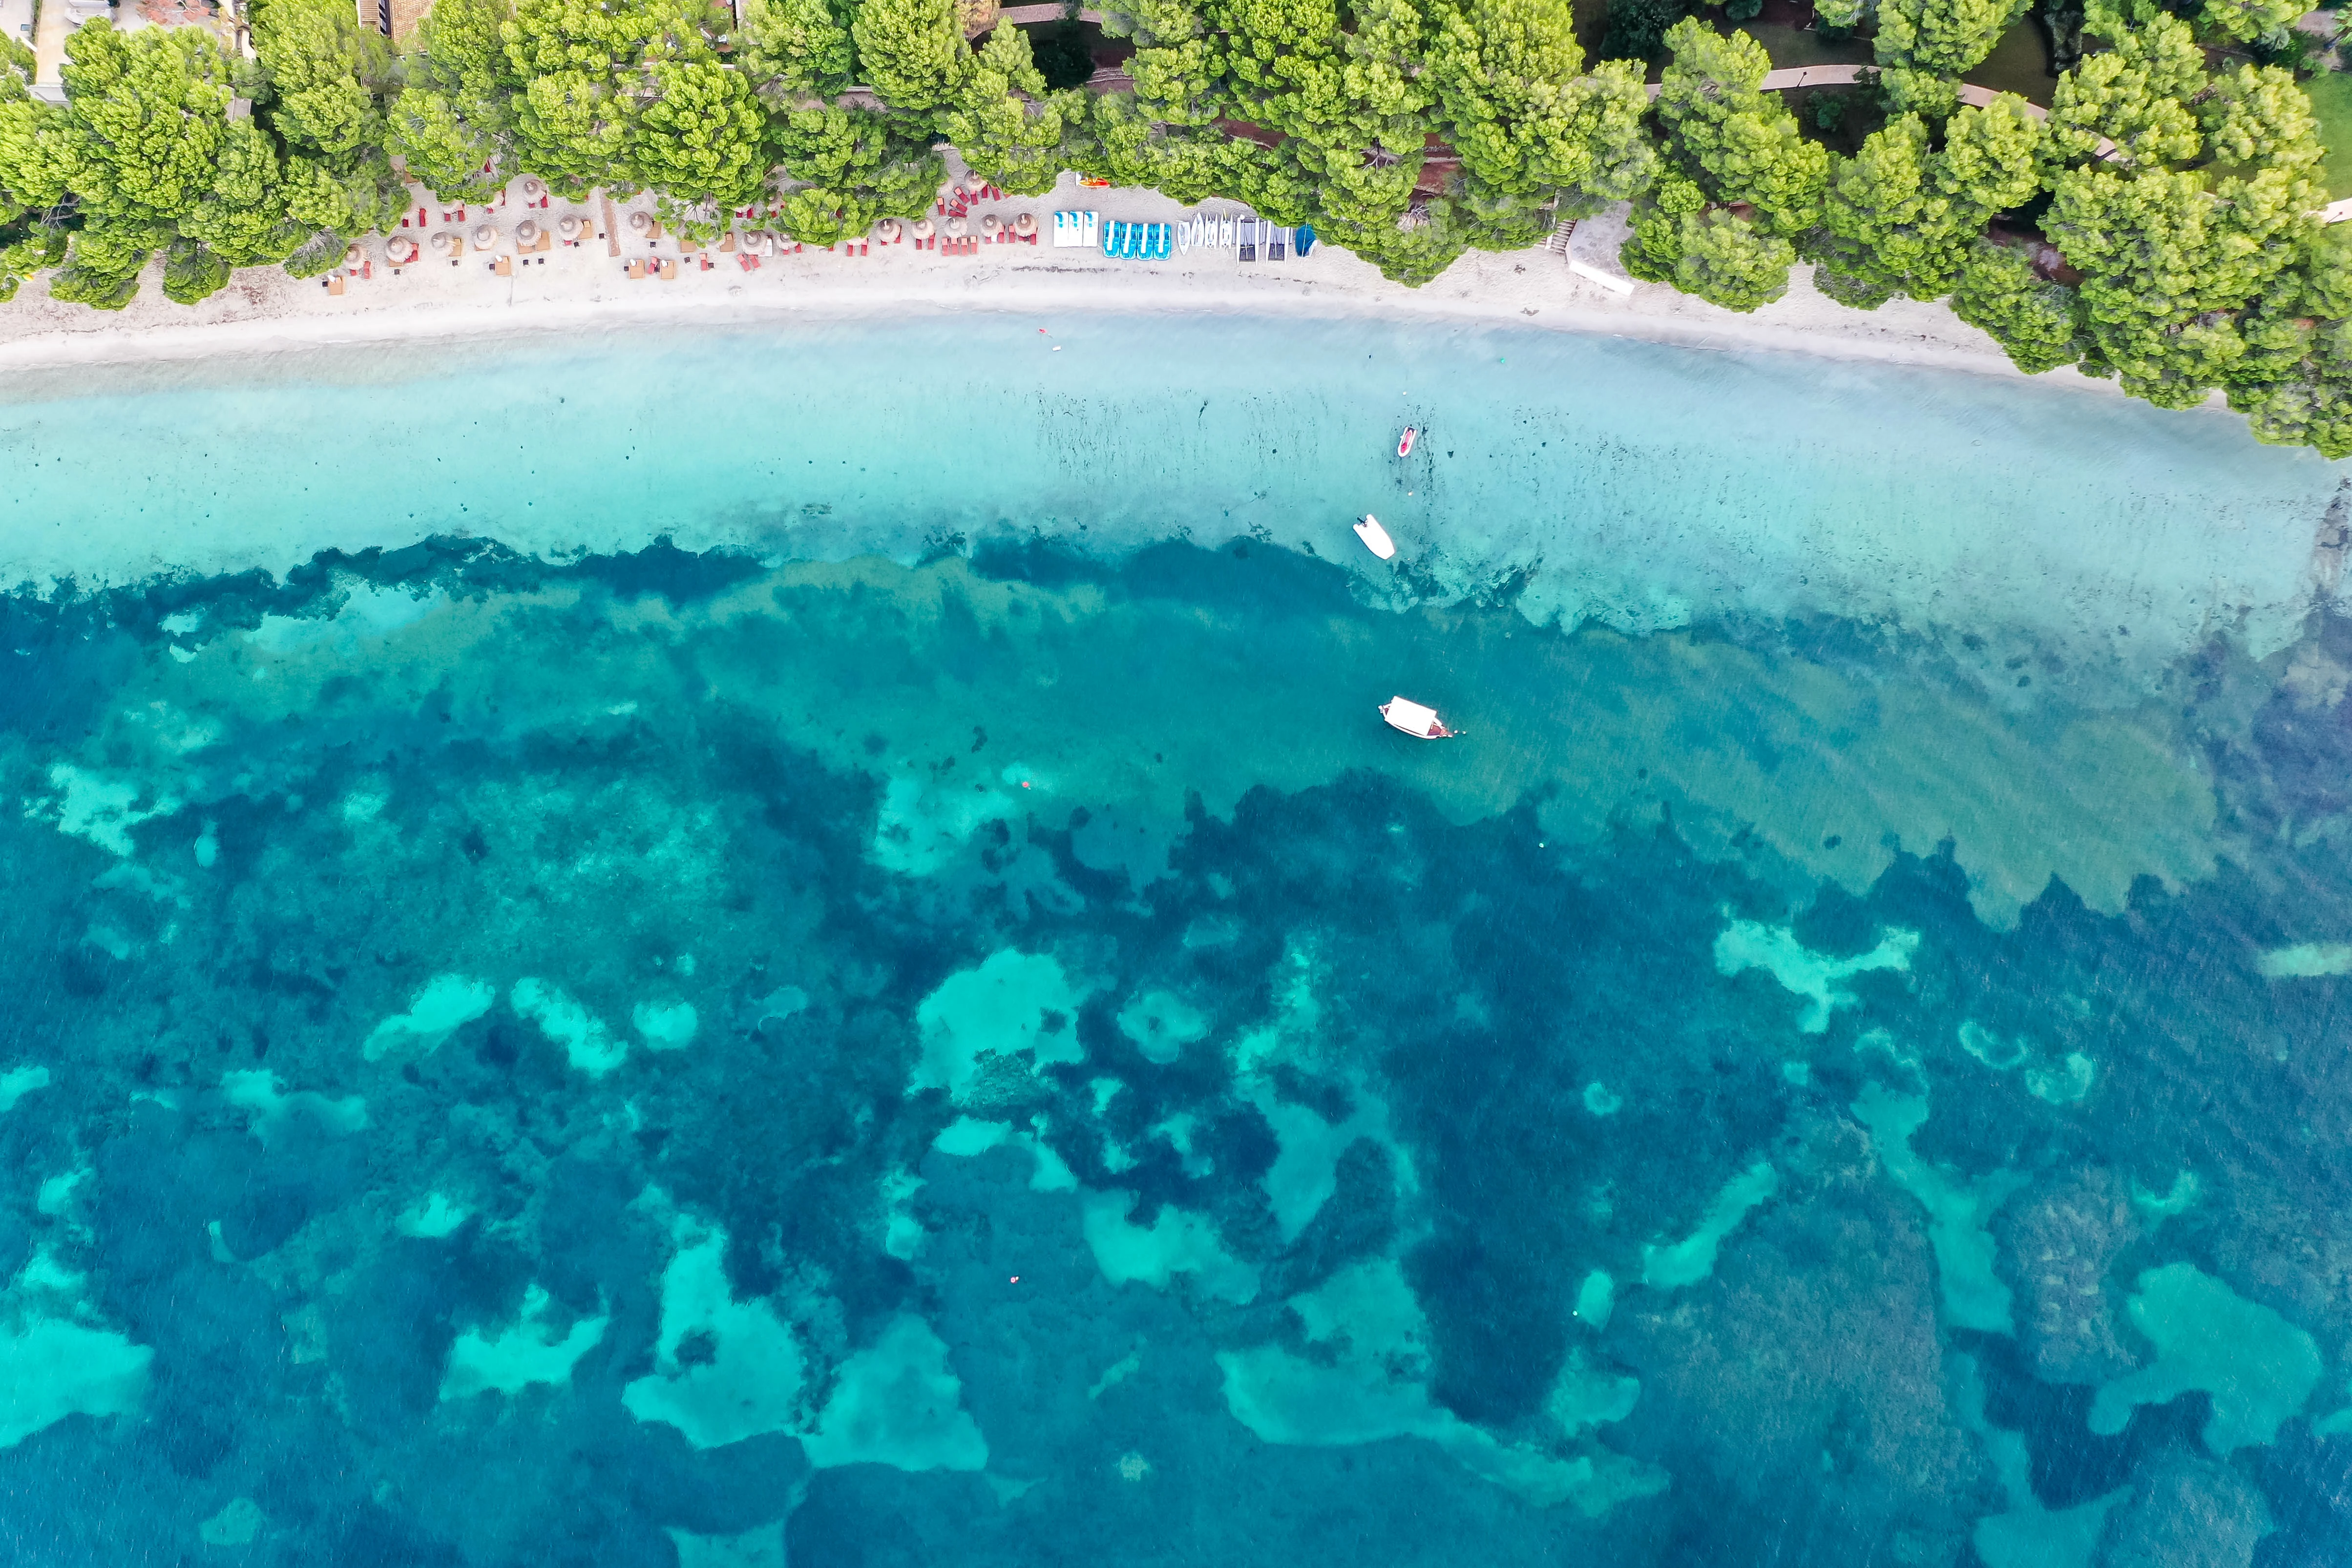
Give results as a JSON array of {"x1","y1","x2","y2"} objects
[
  {"x1": 1611, "y1": 1154, "x2": 1994, "y2": 1564},
  {"x1": 2095, "y1": 1452, "x2": 2271, "y2": 1568},
  {"x1": 1997, "y1": 1166, "x2": 2140, "y2": 1387}
]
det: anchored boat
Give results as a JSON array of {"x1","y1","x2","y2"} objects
[
  {"x1": 1381, "y1": 696, "x2": 1455, "y2": 739},
  {"x1": 1354, "y1": 514, "x2": 1397, "y2": 560}
]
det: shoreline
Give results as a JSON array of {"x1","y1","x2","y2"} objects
[{"x1": 0, "y1": 182, "x2": 2125, "y2": 396}]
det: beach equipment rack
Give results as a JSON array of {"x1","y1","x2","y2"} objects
[{"x1": 1053, "y1": 209, "x2": 1306, "y2": 262}]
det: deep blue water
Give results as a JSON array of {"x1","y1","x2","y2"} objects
[{"x1": 4, "y1": 320, "x2": 2352, "y2": 1567}]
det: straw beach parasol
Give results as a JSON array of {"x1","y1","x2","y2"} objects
[
  {"x1": 557, "y1": 214, "x2": 588, "y2": 243},
  {"x1": 980, "y1": 213, "x2": 1001, "y2": 238},
  {"x1": 472, "y1": 223, "x2": 500, "y2": 251},
  {"x1": 911, "y1": 218, "x2": 936, "y2": 242},
  {"x1": 1013, "y1": 211, "x2": 1037, "y2": 237},
  {"x1": 945, "y1": 214, "x2": 968, "y2": 238},
  {"x1": 514, "y1": 218, "x2": 542, "y2": 249},
  {"x1": 874, "y1": 218, "x2": 902, "y2": 244},
  {"x1": 385, "y1": 235, "x2": 419, "y2": 265}
]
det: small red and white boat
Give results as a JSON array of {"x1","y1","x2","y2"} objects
[
  {"x1": 1397, "y1": 426, "x2": 1417, "y2": 458},
  {"x1": 1354, "y1": 514, "x2": 1396, "y2": 560},
  {"x1": 1381, "y1": 695, "x2": 1455, "y2": 739}
]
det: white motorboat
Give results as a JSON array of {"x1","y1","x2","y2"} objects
[
  {"x1": 1381, "y1": 696, "x2": 1455, "y2": 739},
  {"x1": 1354, "y1": 514, "x2": 1396, "y2": 560}
]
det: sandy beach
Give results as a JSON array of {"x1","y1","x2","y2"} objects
[{"x1": 0, "y1": 174, "x2": 2103, "y2": 387}]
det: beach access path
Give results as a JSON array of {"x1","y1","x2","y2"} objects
[{"x1": 0, "y1": 168, "x2": 2102, "y2": 391}]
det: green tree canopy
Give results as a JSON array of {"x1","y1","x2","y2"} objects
[
  {"x1": 631, "y1": 58, "x2": 769, "y2": 234},
  {"x1": 1949, "y1": 237, "x2": 2082, "y2": 374},
  {"x1": 390, "y1": 0, "x2": 521, "y2": 201},
  {"x1": 1667, "y1": 204, "x2": 1795, "y2": 310},
  {"x1": 2046, "y1": 11, "x2": 2202, "y2": 166},
  {"x1": 1873, "y1": 0, "x2": 2028, "y2": 75},
  {"x1": 1430, "y1": 0, "x2": 1652, "y2": 210},
  {"x1": 57, "y1": 22, "x2": 233, "y2": 228},
  {"x1": 0, "y1": 38, "x2": 70, "y2": 301},
  {"x1": 499, "y1": 0, "x2": 731, "y2": 195},
  {"x1": 768, "y1": 103, "x2": 940, "y2": 243},
  {"x1": 851, "y1": 0, "x2": 975, "y2": 113},
  {"x1": 2229, "y1": 227, "x2": 2352, "y2": 457},
  {"x1": 1811, "y1": 94, "x2": 2042, "y2": 306},
  {"x1": 253, "y1": 0, "x2": 398, "y2": 166},
  {"x1": 1654, "y1": 18, "x2": 1826, "y2": 233},
  {"x1": 1097, "y1": 0, "x2": 1219, "y2": 127},
  {"x1": 736, "y1": 0, "x2": 857, "y2": 99},
  {"x1": 1631, "y1": 18, "x2": 1823, "y2": 309},
  {"x1": 2039, "y1": 34, "x2": 2322, "y2": 409},
  {"x1": 938, "y1": 24, "x2": 1086, "y2": 196}
]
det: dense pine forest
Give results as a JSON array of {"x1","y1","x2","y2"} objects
[{"x1": 4, "y1": 0, "x2": 2352, "y2": 452}]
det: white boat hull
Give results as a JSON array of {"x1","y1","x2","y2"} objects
[
  {"x1": 1381, "y1": 696, "x2": 1454, "y2": 739},
  {"x1": 1354, "y1": 515, "x2": 1396, "y2": 560}
]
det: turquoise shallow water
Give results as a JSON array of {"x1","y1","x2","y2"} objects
[
  {"x1": 4, "y1": 316, "x2": 2352, "y2": 1566},
  {"x1": 4, "y1": 315, "x2": 2344, "y2": 684}
]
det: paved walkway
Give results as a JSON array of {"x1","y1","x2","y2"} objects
[
  {"x1": 1642, "y1": 70, "x2": 2121, "y2": 168},
  {"x1": 30, "y1": 0, "x2": 73, "y2": 96},
  {"x1": 992, "y1": 3, "x2": 1104, "y2": 22}
]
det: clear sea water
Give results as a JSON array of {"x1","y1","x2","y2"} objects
[{"x1": 4, "y1": 313, "x2": 2352, "y2": 1566}]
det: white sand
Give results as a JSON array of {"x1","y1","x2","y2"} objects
[{"x1": 0, "y1": 176, "x2": 2092, "y2": 386}]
